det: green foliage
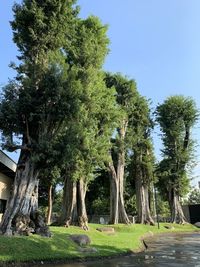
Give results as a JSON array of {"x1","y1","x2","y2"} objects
[
  {"x1": 104, "y1": 73, "x2": 138, "y2": 115},
  {"x1": 125, "y1": 194, "x2": 137, "y2": 215},
  {"x1": 11, "y1": 0, "x2": 78, "y2": 63},
  {"x1": 128, "y1": 96, "x2": 155, "y2": 185},
  {"x1": 91, "y1": 198, "x2": 109, "y2": 215},
  {"x1": 86, "y1": 169, "x2": 110, "y2": 215},
  {"x1": 156, "y1": 96, "x2": 198, "y2": 164},
  {"x1": 52, "y1": 189, "x2": 63, "y2": 214},
  {"x1": 0, "y1": 1, "x2": 116, "y2": 191},
  {"x1": 38, "y1": 166, "x2": 61, "y2": 208},
  {"x1": 67, "y1": 16, "x2": 109, "y2": 69},
  {"x1": 156, "y1": 158, "x2": 190, "y2": 200},
  {"x1": 156, "y1": 194, "x2": 171, "y2": 218},
  {"x1": 104, "y1": 73, "x2": 139, "y2": 159},
  {"x1": 187, "y1": 188, "x2": 200, "y2": 204},
  {"x1": 124, "y1": 169, "x2": 137, "y2": 215},
  {"x1": 55, "y1": 18, "x2": 117, "y2": 183},
  {"x1": 156, "y1": 95, "x2": 199, "y2": 197},
  {"x1": 0, "y1": 0, "x2": 80, "y2": 167}
]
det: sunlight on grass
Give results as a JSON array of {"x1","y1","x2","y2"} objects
[{"x1": 0, "y1": 223, "x2": 198, "y2": 263}]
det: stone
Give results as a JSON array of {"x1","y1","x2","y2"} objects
[
  {"x1": 70, "y1": 234, "x2": 91, "y2": 246},
  {"x1": 164, "y1": 225, "x2": 175, "y2": 230},
  {"x1": 34, "y1": 212, "x2": 46, "y2": 228},
  {"x1": 99, "y1": 217, "x2": 105, "y2": 224},
  {"x1": 194, "y1": 222, "x2": 200, "y2": 228},
  {"x1": 96, "y1": 227, "x2": 115, "y2": 233},
  {"x1": 35, "y1": 226, "x2": 52, "y2": 237}
]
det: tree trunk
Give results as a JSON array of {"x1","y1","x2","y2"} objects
[
  {"x1": 135, "y1": 171, "x2": 154, "y2": 225},
  {"x1": 59, "y1": 176, "x2": 77, "y2": 226},
  {"x1": 0, "y1": 151, "x2": 50, "y2": 236},
  {"x1": 46, "y1": 184, "x2": 53, "y2": 225},
  {"x1": 108, "y1": 158, "x2": 130, "y2": 224},
  {"x1": 170, "y1": 188, "x2": 187, "y2": 224},
  {"x1": 77, "y1": 178, "x2": 88, "y2": 230},
  {"x1": 135, "y1": 171, "x2": 145, "y2": 224},
  {"x1": 118, "y1": 151, "x2": 130, "y2": 224},
  {"x1": 60, "y1": 175, "x2": 88, "y2": 230},
  {"x1": 143, "y1": 185, "x2": 155, "y2": 225},
  {"x1": 109, "y1": 162, "x2": 119, "y2": 224},
  {"x1": 108, "y1": 119, "x2": 130, "y2": 225}
]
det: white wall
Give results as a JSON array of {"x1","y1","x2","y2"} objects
[{"x1": 0, "y1": 172, "x2": 13, "y2": 221}]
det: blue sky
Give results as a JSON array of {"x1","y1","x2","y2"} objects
[{"x1": 1, "y1": 1, "x2": 200, "y2": 186}]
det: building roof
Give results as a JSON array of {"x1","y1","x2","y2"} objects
[{"x1": 0, "y1": 150, "x2": 17, "y2": 179}]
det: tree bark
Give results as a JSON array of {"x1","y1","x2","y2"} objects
[
  {"x1": 60, "y1": 175, "x2": 88, "y2": 229},
  {"x1": 169, "y1": 188, "x2": 187, "y2": 224},
  {"x1": 118, "y1": 151, "x2": 130, "y2": 224},
  {"x1": 77, "y1": 178, "x2": 88, "y2": 230},
  {"x1": 108, "y1": 119, "x2": 130, "y2": 224},
  {"x1": 46, "y1": 184, "x2": 53, "y2": 225},
  {"x1": 0, "y1": 151, "x2": 50, "y2": 236},
  {"x1": 59, "y1": 175, "x2": 77, "y2": 226},
  {"x1": 135, "y1": 169, "x2": 154, "y2": 225},
  {"x1": 143, "y1": 185, "x2": 155, "y2": 225},
  {"x1": 109, "y1": 162, "x2": 119, "y2": 224}
]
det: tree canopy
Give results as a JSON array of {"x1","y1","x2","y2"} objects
[{"x1": 156, "y1": 95, "x2": 199, "y2": 223}]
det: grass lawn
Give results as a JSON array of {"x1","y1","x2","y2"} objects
[{"x1": 0, "y1": 223, "x2": 198, "y2": 264}]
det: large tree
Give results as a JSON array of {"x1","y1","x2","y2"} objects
[
  {"x1": 58, "y1": 18, "x2": 117, "y2": 229},
  {"x1": 104, "y1": 73, "x2": 139, "y2": 224},
  {"x1": 156, "y1": 95, "x2": 198, "y2": 223},
  {"x1": 129, "y1": 96, "x2": 155, "y2": 225},
  {"x1": 0, "y1": 0, "x2": 79, "y2": 236}
]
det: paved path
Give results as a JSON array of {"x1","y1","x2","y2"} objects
[{"x1": 37, "y1": 233, "x2": 200, "y2": 267}]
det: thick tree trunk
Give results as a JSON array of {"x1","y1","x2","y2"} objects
[
  {"x1": 135, "y1": 171, "x2": 154, "y2": 225},
  {"x1": 169, "y1": 188, "x2": 187, "y2": 224},
  {"x1": 143, "y1": 185, "x2": 155, "y2": 225},
  {"x1": 59, "y1": 176, "x2": 77, "y2": 226},
  {"x1": 77, "y1": 178, "x2": 88, "y2": 230},
  {"x1": 60, "y1": 175, "x2": 88, "y2": 230},
  {"x1": 46, "y1": 184, "x2": 53, "y2": 225},
  {"x1": 0, "y1": 151, "x2": 50, "y2": 236}
]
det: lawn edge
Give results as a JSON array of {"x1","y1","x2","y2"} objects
[{"x1": 0, "y1": 226, "x2": 199, "y2": 267}]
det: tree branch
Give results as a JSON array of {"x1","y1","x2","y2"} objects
[{"x1": 3, "y1": 143, "x2": 32, "y2": 152}]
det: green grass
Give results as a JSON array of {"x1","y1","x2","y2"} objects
[{"x1": 0, "y1": 223, "x2": 198, "y2": 264}]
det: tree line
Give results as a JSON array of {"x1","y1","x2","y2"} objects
[{"x1": 0, "y1": 0, "x2": 198, "y2": 236}]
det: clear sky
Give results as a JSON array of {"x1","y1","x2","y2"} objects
[{"x1": 1, "y1": 1, "x2": 200, "y2": 186}]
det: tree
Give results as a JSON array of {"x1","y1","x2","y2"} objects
[
  {"x1": 104, "y1": 73, "x2": 139, "y2": 224},
  {"x1": 156, "y1": 95, "x2": 199, "y2": 223},
  {"x1": 58, "y1": 17, "x2": 117, "y2": 229},
  {"x1": 129, "y1": 96, "x2": 155, "y2": 225},
  {"x1": 186, "y1": 188, "x2": 200, "y2": 205},
  {"x1": 0, "y1": 0, "x2": 79, "y2": 236},
  {"x1": 38, "y1": 167, "x2": 61, "y2": 225}
]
